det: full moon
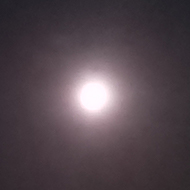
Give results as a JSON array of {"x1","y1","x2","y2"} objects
[{"x1": 80, "y1": 82, "x2": 108, "y2": 111}]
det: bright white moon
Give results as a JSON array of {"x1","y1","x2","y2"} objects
[{"x1": 80, "y1": 82, "x2": 108, "y2": 111}]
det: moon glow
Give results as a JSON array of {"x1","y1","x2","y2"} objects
[{"x1": 80, "y1": 82, "x2": 108, "y2": 111}]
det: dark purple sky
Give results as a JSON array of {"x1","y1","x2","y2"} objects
[{"x1": 1, "y1": 0, "x2": 190, "y2": 189}]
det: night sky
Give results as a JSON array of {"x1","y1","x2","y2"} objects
[{"x1": 1, "y1": 0, "x2": 190, "y2": 189}]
